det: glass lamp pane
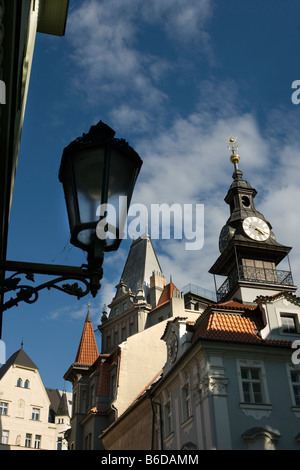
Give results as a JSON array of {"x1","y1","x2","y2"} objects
[
  {"x1": 73, "y1": 147, "x2": 105, "y2": 224},
  {"x1": 107, "y1": 148, "x2": 139, "y2": 241},
  {"x1": 62, "y1": 163, "x2": 77, "y2": 233}
]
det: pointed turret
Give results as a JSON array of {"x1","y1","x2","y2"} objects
[
  {"x1": 120, "y1": 233, "x2": 163, "y2": 300},
  {"x1": 75, "y1": 310, "x2": 99, "y2": 365},
  {"x1": 64, "y1": 307, "x2": 99, "y2": 383},
  {"x1": 56, "y1": 391, "x2": 70, "y2": 418}
]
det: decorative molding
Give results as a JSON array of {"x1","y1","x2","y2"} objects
[
  {"x1": 181, "y1": 415, "x2": 193, "y2": 435},
  {"x1": 197, "y1": 375, "x2": 228, "y2": 399},
  {"x1": 291, "y1": 406, "x2": 300, "y2": 418},
  {"x1": 240, "y1": 403, "x2": 272, "y2": 420}
]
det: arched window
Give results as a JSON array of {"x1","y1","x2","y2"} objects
[
  {"x1": 17, "y1": 378, "x2": 22, "y2": 387},
  {"x1": 24, "y1": 379, "x2": 30, "y2": 389}
]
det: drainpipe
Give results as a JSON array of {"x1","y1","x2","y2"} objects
[{"x1": 147, "y1": 391, "x2": 163, "y2": 451}]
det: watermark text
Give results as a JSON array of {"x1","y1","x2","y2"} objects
[{"x1": 96, "y1": 197, "x2": 204, "y2": 250}]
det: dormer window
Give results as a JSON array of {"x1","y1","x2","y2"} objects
[{"x1": 281, "y1": 314, "x2": 298, "y2": 334}]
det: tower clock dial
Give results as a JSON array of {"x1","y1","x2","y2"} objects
[
  {"x1": 219, "y1": 224, "x2": 235, "y2": 252},
  {"x1": 242, "y1": 216, "x2": 270, "y2": 241}
]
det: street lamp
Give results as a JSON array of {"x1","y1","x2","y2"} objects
[
  {"x1": 59, "y1": 120, "x2": 142, "y2": 267},
  {"x1": 0, "y1": 122, "x2": 142, "y2": 329}
]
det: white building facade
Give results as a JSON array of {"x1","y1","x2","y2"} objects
[{"x1": 0, "y1": 347, "x2": 71, "y2": 450}]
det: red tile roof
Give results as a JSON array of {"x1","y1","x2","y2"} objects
[
  {"x1": 75, "y1": 311, "x2": 99, "y2": 365},
  {"x1": 193, "y1": 301, "x2": 292, "y2": 347},
  {"x1": 156, "y1": 282, "x2": 179, "y2": 308}
]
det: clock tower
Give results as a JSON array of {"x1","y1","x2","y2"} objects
[{"x1": 209, "y1": 137, "x2": 297, "y2": 304}]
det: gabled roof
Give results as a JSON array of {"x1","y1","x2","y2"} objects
[
  {"x1": 257, "y1": 291, "x2": 300, "y2": 305},
  {"x1": 74, "y1": 311, "x2": 99, "y2": 365},
  {"x1": 0, "y1": 348, "x2": 38, "y2": 380}
]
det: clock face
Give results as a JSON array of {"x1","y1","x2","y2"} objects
[
  {"x1": 168, "y1": 333, "x2": 178, "y2": 363},
  {"x1": 219, "y1": 225, "x2": 235, "y2": 252},
  {"x1": 242, "y1": 217, "x2": 270, "y2": 241}
]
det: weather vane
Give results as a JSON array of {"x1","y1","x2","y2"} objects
[
  {"x1": 226, "y1": 135, "x2": 240, "y2": 167},
  {"x1": 226, "y1": 136, "x2": 238, "y2": 154}
]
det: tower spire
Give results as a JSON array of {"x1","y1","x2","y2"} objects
[
  {"x1": 227, "y1": 135, "x2": 242, "y2": 180},
  {"x1": 75, "y1": 306, "x2": 99, "y2": 365}
]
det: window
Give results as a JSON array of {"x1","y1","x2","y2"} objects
[
  {"x1": 182, "y1": 384, "x2": 192, "y2": 421},
  {"x1": 129, "y1": 322, "x2": 135, "y2": 336},
  {"x1": 106, "y1": 335, "x2": 111, "y2": 349},
  {"x1": 57, "y1": 437, "x2": 62, "y2": 450},
  {"x1": 1, "y1": 430, "x2": 9, "y2": 445},
  {"x1": 34, "y1": 435, "x2": 41, "y2": 449},
  {"x1": 121, "y1": 327, "x2": 126, "y2": 341},
  {"x1": 164, "y1": 401, "x2": 172, "y2": 437},
  {"x1": 72, "y1": 393, "x2": 77, "y2": 416},
  {"x1": 241, "y1": 367, "x2": 263, "y2": 403},
  {"x1": 90, "y1": 384, "x2": 95, "y2": 407},
  {"x1": 242, "y1": 259, "x2": 277, "y2": 283},
  {"x1": 0, "y1": 402, "x2": 8, "y2": 415},
  {"x1": 25, "y1": 433, "x2": 32, "y2": 448},
  {"x1": 114, "y1": 330, "x2": 119, "y2": 345},
  {"x1": 85, "y1": 433, "x2": 92, "y2": 450},
  {"x1": 122, "y1": 302, "x2": 127, "y2": 311},
  {"x1": 281, "y1": 315, "x2": 297, "y2": 333},
  {"x1": 17, "y1": 378, "x2": 22, "y2": 387},
  {"x1": 24, "y1": 379, "x2": 30, "y2": 389},
  {"x1": 31, "y1": 408, "x2": 40, "y2": 421},
  {"x1": 110, "y1": 371, "x2": 117, "y2": 398},
  {"x1": 291, "y1": 370, "x2": 300, "y2": 406},
  {"x1": 241, "y1": 195, "x2": 251, "y2": 208},
  {"x1": 81, "y1": 390, "x2": 87, "y2": 413}
]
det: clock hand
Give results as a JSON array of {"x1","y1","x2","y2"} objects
[{"x1": 254, "y1": 227, "x2": 267, "y2": 235}]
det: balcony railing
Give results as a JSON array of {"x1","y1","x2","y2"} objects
[{"x1": 217, "y1": 265, "x2": 294, "y2": 302}]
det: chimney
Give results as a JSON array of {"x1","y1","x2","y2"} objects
[{"x1": 149, "y1": 271, "x2": 166, "y2": 308}]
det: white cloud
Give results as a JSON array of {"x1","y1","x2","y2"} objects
[
  {"x1": 67, "y1": 0, "x2": 214, "y2": 127},
  {"x1": 66, "y1": 0, "x2": 299, "y2": 302}
]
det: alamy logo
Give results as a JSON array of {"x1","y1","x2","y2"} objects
[
  {"x1": 291, "y1": 340, "x2": 300, "y2": 365},
  {"x1": 0, "y1": 80, "x2": 6, "y2": 104},
  {"x1": 0, "y1": 340, "x2": 6, "y2": 364},
  {"x1": 95, "y1": 197, "x2": 205, "y2": 250}
]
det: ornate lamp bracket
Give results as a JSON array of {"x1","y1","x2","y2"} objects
[{"x1": 0, "y1": 260, "x2": 103, "y2": 313}]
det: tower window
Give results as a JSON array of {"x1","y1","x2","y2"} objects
[{"x1": 241, "y1": 195, "x2": 251, "y2": 207}]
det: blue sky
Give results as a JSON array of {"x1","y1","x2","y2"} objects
[{"x1": 3, "y1": 0, "x2": 300, "y2": 390}]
